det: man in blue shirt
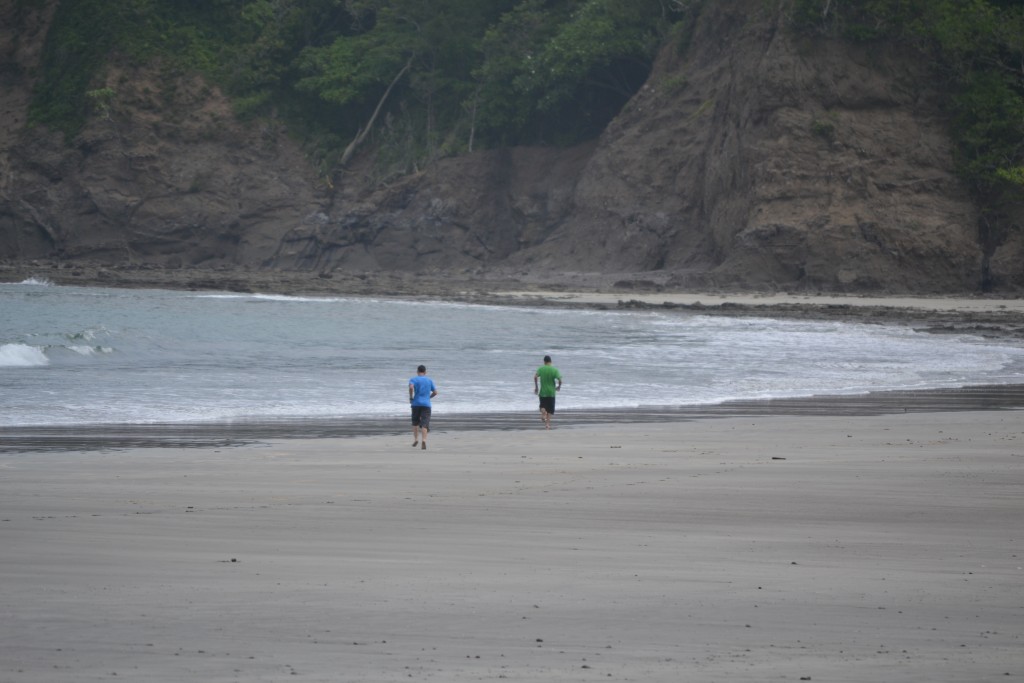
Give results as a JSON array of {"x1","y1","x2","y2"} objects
[{"x1": 409, "y1": 364, "x2": 438, "y2": 450}]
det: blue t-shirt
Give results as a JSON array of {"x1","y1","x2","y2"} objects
[{"x1": 409, "y1": 375, "x2": 436, "y2": 407}]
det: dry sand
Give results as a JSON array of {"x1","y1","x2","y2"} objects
[
  {"x1": 495, "y1": 290, "x2": 1024, "y2": 315},
  {"x1": 484, "y1": 290, "x2": 1024, "y2": 333},
  {"x1": 2, "y1": 411, "x2": 1022, "y2": 682}
]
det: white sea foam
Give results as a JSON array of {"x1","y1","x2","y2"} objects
[
  {"x1": 66, "y1": 328, "x2": 100, "y2": 342},
  {"x1": 17, "y1": 277, "x2": 52, "y2": 286},
  {"x1": 195, "y1": 292, "x2": 354, "y2": 304},
  {"x1": 0, "y1": 343, "x2": 49, "y2": 367},
  {"x1": 192, "y1": 291, "x2": 513, "y2": 312},
  {"x1": 67, "y1": 345, "x2": 113, "y2": 356}
]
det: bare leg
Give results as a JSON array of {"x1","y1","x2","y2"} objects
[
  {"x1": 421, "y1": 427, "x2": 428, "y2": 449},
  {"x1": 412, "y1": 424, "x2": 419, "y2": 447}
]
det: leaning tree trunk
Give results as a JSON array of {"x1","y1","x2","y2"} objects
[{"x1": 338, "y1": 58, "x2": 413, "y2": 168}]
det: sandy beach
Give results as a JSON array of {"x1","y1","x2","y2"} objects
[
  {"x1": 474, "y1": 290, "x2": 1024, "y2": 339},
  {"x1": 495, "y1": 289, "x2": 1024, "y2": 313},
  {"x1": 3, "y1": 274, "x2": 1023, "y2": 680},
  {"x1": 2, "y1": 410, "x2": 1022, "y2": 682}
]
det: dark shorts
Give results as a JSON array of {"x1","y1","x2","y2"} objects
[
  {"x1": 411, "y1": 405, "x2": 431, "y2": 429},
  {"x1": 539, "y1": 396, "x2": 556, "y2": 414}
]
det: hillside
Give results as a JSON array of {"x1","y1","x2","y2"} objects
[{"x1": 1, "y1": 0, "x2": 1021, "y2": 294}]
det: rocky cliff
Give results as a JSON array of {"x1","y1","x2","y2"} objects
[{"x1": 2, "y1": 0, "x2": 1021, "y2": 293}]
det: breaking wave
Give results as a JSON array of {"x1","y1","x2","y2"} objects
[{"x1": 0, "y1": 343, "x2": 49, "y2": 367}]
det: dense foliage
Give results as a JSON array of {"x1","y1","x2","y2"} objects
[
  {"x1": 27, "y1": 0, "x2": 685, "y2": 173},
  {"x1": 790, "y1": 0, "x2": 1024, "y2": 204},
  {"x1": 25, "y1": 0, "x2": 1021, "y2": 202}
]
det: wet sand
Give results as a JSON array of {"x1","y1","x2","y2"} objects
[
  {"x1": 2, "y1": 408, "x2": 1022, "y2": 682},
  {"x1": 4, "y1": 383, "x2": 1024, "y2": 454}
]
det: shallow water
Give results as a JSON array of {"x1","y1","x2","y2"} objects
[{"x1": 3, "y1": 280, "x2": 1024, "y2": 427}]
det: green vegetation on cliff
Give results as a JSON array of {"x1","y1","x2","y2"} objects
[
  {"x1": 28, "y1": 0, "x2": 244, "y2": 137},
  {"x1": 791, "y1": 0, "x2": 1024, "y2": 207},
  {"x1": 27, "y1": 0, "x2": 1022, "y2": 204},
  {"x1": 28, "y1": 0, "x2": 686, "y2": 174}
]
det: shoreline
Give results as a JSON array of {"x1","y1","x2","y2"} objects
[
  {"x1": 5, "y1": 262, "x2": 1024, "y2": 338},
  {"x1": 5, "y1": 266, "x2": 1024, "y2": 454},
  {"x1": 3, "y1": 382, "x2": 1022, "y2": 454},
  {"x1": 467, "y1": 290, "x2": 1024, "y2": 339}
]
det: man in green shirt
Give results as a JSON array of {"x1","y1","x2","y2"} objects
[{"x1": 533, "y1": 355, "x2": 563, "y2": 430}]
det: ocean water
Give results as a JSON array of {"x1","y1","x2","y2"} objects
[{"x1": 3, "y1": 279, "x2": 1024, "y2": 428}]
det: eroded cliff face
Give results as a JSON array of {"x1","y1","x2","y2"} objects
[
  {"x1": 0, "y1": 1, "x2": 325, "y2": 269},
  {"x1": 514, "y1": 3, "x2": 995, "y2": 292},
  {"x1": 274, "y1": 144, "x2": 598, "y2": 276},
  {"x1": 1, "y1": 0, "x2": 1020, "y2": 293}
]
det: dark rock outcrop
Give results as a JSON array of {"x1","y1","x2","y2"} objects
[{"x1": 0, "y1": 47, "x2": 324, "y2": 268}]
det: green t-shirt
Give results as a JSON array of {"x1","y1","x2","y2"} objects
[{"x1": 535, "y1": 364, "x2": 562, "y2": 398}]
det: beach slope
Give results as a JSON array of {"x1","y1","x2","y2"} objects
[{"x1": 1, "y1": 411, "x2": 1022, "y2": 682}]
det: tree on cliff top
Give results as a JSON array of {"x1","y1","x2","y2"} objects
[
  {"x1": 292, "y1": 0, "x2": 677, "y2": 169},
  {"x1": 295, "y1": 0, "x2": 513, "y2": 170},
  {"x1": 471, "y1": 0, "x2": 676, "y2": 146}
]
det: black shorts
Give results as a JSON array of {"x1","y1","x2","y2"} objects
[
  {"x1": 411, "y1": 405, "x2": 431, "y2": 429},
  {"x1": 539, "y1": 396, "x2": 556, "y2": 414}
]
